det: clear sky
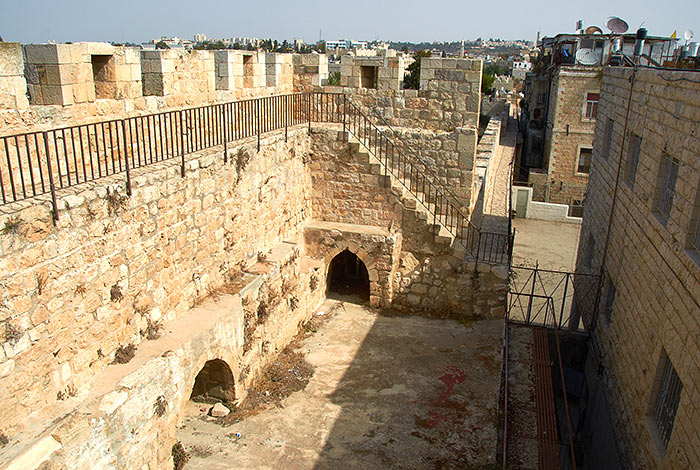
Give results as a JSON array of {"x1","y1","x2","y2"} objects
[{"x1": 1, "y1": 0, "x2": 698, "y2": 45}]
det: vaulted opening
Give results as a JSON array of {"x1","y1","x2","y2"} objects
[
  {"x1": 327, "y1": 249, "x2": 370, "y2": 301},
  {"x1": 190, "y1": 359, "x2": 236, "y2": 404}
]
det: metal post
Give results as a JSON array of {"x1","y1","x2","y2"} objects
[
  {"x1": 526, "y1": 262, "x2": 538, "y2": 324},
  {"x1": 257, "y1": 99, "x2": 261, "y2": 153},
  {"x1": 308, "y1": 93, "x2": 312, "y2": 135},
  {"x1": 223, "y1": 105, "x2": 228, "y2": 163},
  {"x1": 560, "y1": 273, "x2": 570, "y2": 329},
  {"x1": 121, "y1": 120, "x2": 132, "y2": 196},
  {"x1": 180, "y1": 111, "x2": 186, "y2": 177},
  {"x1": 343, "y1": 94, "x2": 347, "y2": 140},
  {"x1": 285, "y1": 95, "x2": 288, "y2": 142},
  {"x1": 43, "y1": 132, "x2": 59, "y2": 223}
]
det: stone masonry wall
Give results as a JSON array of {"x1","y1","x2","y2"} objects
[
  {"x1": 309, "y1": 124, "x2": 508, "y2": 318},
  {"x1": 0, "y1": 45, "x2": 302, "y2": 135},
  {"x1": 0, "y1": 127, "x2": 313, "y2": 439},
  {"x1": 544, "y1": 67, "x2": 600, "y2": 189},
  {"x1": 576, "y1": 67, "x2": 700, "y2": 469}
]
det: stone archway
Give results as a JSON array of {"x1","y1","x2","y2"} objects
[
  {"x1": 190, "y1": 359, "x2": 236, "y2": 404},
  {"x1": 326, "y1": 249, "x2": 371, "y2": 301}
]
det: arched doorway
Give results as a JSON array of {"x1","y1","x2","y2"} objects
[
  {"x1": 190, "y1": 359, "x2": 236, "y2": 404},
  {"x1": 327, "y1": 249, "x2": 370, "y2": 301}
]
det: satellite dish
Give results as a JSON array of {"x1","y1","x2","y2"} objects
[
  {"x1": 576, "y1": 48, "x2": 601, "y2": 65},
  {"x1": 585, "y1": 26, "x2": 603, "y2": 34},
  {"x1": 605, "y1": 16, "x2": 629, "y2": 34},
  {"x1": 684, "y1": 30, "x2": 694, "y2": 41}
]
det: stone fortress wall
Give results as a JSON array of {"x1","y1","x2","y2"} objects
[{"x1": 0, "y1": 44, "x2": 508, "y2": 469}]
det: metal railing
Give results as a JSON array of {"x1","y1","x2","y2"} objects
[
  {"x1": 0, "y1": 93, "x2": 326, "y2": 216},
  {"x1": 0, "y1": 91, "x2": 511, "y2": 264},
  {"x1": 508, "y1": 264, "x2": 600, "y2": 330},
  {"x1": 343, "y1": 98, "x2": 512, "y2": 264}
]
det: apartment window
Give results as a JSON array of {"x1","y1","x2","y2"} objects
[
  {"x1": 584, "y1": 92, "x2": 599, "y2": 119},
  {"x1": 624, "y1": 133, "x2": 642, "y2": 187},
  {"x1": 577, "y1": 148, "x2": 592, "y2": 174},
  {"x1": 602, "y1": 119, "x2": 614, "y2": 159},
  {"x1": 536, "y1": 92, "x2": 546, "y2": 104},
  {"x1": 603, "y1": 277, "x2": 615, "y2": 322},
  {"x1": 649, "y1": 351, "x2": 683, "y2": 451},
  {"x1": 653, "y1": 154, "x2": 680, "y2": 224},
  {"x1": 360, "y1": 66, "x2": 377, "y2": 89},
  {"x1": 569, "y1": 199, "x2": 584, "y2": 218}
]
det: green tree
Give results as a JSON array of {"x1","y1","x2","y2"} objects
[
  {"x1": 314, "y1": 40, "x2": 326, "y2": 53},
  {"x1": 327, "y1": 71, "x2": 341, "y2": 86},
  {"x1": 403, "y1": 50, "x2": 431, "y2": 90},
  {"x1": 481, "y1": 72, "x2": 495, "y2": 95},
  {"x1": 155, "y1": 41, "x2": 170, "y2": 50}
]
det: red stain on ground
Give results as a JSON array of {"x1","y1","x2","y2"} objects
[{"x1": 420, "y1": 366, "x2": 467, "y2": 429}]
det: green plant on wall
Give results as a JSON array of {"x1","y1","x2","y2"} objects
[{"x1": 327, "y1": 71, "x2": 341, "y2": 86}]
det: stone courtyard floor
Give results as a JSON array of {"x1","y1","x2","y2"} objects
[{"x1": 176, "y1": 297, "x2": 503, "y2": 469}]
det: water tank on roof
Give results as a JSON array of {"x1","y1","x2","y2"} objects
[{"x1": 688, "y1": 42, "x2": 700, "y2": 57}]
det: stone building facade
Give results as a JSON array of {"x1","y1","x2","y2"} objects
[
  {"x1": 575, "y1": 66, "x2": 700, "y2": 469},
  {"x1": 0, "y1": 43, "x2": 510, "y2": 469}
]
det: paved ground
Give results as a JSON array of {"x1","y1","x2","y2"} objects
[
  {"x1": 177, "y1": 297, "x2": 503, "y2": 469},
  {"x1": 481, "y1": 114, "x2": 517, "y2": 235},
  {"x1": 511, "y1": 218, "x2": 581, "y2": 271}
]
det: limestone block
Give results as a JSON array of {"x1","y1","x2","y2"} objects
[
  {"x1": 0, "y1": 42, "x2": 24, "y2": 76},
  {"x1": 99, "y1": 390, "x2": 129, "y2": 415},
  {"x1": 3, "y1": 436, "x2": 62, "y2": 470},
  {"x1": 23, "y1": 44, "x2": 59, "y2": 65}
]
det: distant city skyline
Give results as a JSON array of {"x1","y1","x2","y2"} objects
[{"x1": 1, "y1": 0, "x2": 698, "y2": 45}]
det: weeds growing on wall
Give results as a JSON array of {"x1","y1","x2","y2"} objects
[
  {"x1": 235, "y1": 148, "x2": 251, "y2": 177},
  {"x1": 154, "y1": 395, "x2": 168, "y2": 417},
  {"x1": 142, "y1": 319, "x2": 163, "y2": 340},
  {"x1": 112, "y1": 344, "x2": 137, "y2": 364},
  {"x1": 172, "y1": 442, "x2": 190, "y2": 470},
  {"x1": 1, "y1": 216, "x2": 22, "y2": 237},
  {"x1": 3, "y1": 322, "x2": 23, "y2": 345},
  {"x1": 35, "y1": 272, "x2": 48, "y2": 296},
  {"x1": 110, "y1": 283, "x2": 124, "y2": 302},
  {"x1": 309, "y1": 272, "x2": 319, "y2": 292},
  {"x1": 0, "y1": 432, "x2": 8, "y2": 447},
  {"x1": 106, "y1": 189, "x2": 129, "y2": 216}
]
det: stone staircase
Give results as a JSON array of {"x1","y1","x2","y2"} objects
[{"x1": 346, "y1": 134, "x2": 466, "y2": 258}]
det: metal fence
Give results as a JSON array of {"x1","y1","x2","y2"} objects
[
  {"x1": 343, "y1": 98, "x2": 513, "y2": 264},
  {"x1": 508, "y1": 264, "x2": 600, "y2": 330},
  {"x1": 0, "y1": 93, "x2": 341, "y2": 216},
  {"x1": 0, "y1": 91, "x2": 512, "y2": 264}
]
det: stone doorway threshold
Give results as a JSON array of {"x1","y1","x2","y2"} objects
[{"x1": 177, "y1": 298, "x2": 504, "y2": 469}]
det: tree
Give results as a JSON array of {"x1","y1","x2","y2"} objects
[
  {"x1": 403, "y1": 50, "x2": 431, "y2": 90},
  {"x1": 327, "y1": 71, "x2": 341, "y2": 86},
  {"x1": 481, "y1": 72, "x2": 495, "y2": 95},
  {"x1": 314, "y1": 40, "x2": 326, "y2": 53},
  {"x1": 155, "y1": 41, "x2": 170, "y2": 50}
]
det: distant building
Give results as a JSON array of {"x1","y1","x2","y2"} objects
[
  {"x1": 511, "y1": 60, "x2": 531, "y2": 80},
  {"x1": 194, "y1": 33, "x2": 207, "y2": 43},
  {"x1": 518, "y1": 26, "x2": 676, "y2": 215},
  {"x1": 325, "y1": 39, "x2": 368, "y2": 51}
]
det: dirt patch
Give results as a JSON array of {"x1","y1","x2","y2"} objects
[{"x1": 223, "y1": 303, "x2": 344, "y2": 423}]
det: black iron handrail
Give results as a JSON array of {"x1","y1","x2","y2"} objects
[
  {"x1": 343, "y1": 98, "x2": 511, "y2": 264},
  {"x1": 0, "y1": 91, "x2": 511, "y2": 264}
]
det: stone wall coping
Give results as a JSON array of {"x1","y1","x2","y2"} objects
[{"x1": 304, "y1": 219, "x2": 391, "y2": 237}]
